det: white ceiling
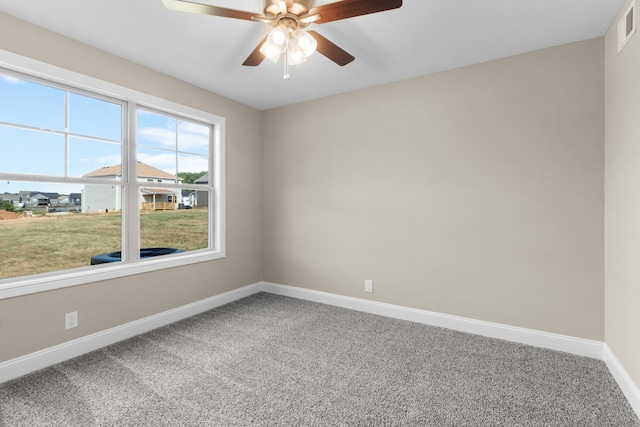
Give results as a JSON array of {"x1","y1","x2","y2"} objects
[{"x1": 0, "y1": 0, "x2": 625, "y2": 110}]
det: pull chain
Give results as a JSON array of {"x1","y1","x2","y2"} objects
[{"x1": 284, "y1": 50, "x2": 290, "y2": 80}]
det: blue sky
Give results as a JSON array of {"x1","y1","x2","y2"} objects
[{"x1": 0, "y1": 73, "x2": 209, "y2": 195}]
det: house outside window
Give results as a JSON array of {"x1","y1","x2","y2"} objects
[{"x1": 82, "y1": 162, "x2": 182, "y2": 213}]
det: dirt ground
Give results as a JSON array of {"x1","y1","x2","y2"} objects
[{"x1": 0, "y1": 210, "x2": 22, "y2": 220}]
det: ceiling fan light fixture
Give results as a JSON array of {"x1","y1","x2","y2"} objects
[{"x1": 261, "y1": 24, "x2": 317, "y2": 69}]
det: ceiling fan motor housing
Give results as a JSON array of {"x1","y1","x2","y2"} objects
[{"x1": 277, "y1": 16, "x2": 300, "y2": 31}]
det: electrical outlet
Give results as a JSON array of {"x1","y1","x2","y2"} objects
[
  {"x1": 364, "y1": 279, "x2": 373, "y2": 293},
  {"x1": 65, "y1": 311, "x2": 78, "y2": 330}
]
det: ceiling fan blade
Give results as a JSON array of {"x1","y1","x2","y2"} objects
[
  {"x1": 307, "y1": 31, "x2": 355, "y2": 66},
  {"x1": 242, "y1": 35, "x2": 268, "y2": 66},
  {"x1": 162, "y1": 0, "x2": 255, "y2": 21},
  {"x1": 299, "y1": 13, "x2": 321, "y2": 24},
  {"x1": 309, "y1": 0, "x2": 402, "y2": 24},
  {"x1": 251, "y1": 15, "x2": 277, "y2": 24}
]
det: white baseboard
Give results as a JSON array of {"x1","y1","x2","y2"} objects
[
  {"x1": 604, "y1": 344, "x2": 640, "y2": 419},
  {"x1": 0, "y1": 282, "x2": 262, "y2": 384},
  {"x1": 259, "y1": 281, "x2": 604, "y2": 360}
]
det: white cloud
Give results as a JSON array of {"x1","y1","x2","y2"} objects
[
  {"x1": 138, "y1": 122, "x2": 209, "y2": 154},
  {"x1": 0, "y1": 75, "x2": 23, "y2": 85},
  {"x1": 178, "y1": 134, "x2": 209, "y2": 154},
  {"x1": 79, "y1": 154, "x2": 121, "y2": 166},
  {"x1": 178, "y1": 155, "x2": 208, "y2": 173},
  {"x1": 178, "y1": 121, "x2": 209, "y2": 154},
  {"x1": 137, "y1": 151, "x2": 207, "y2": 174},
  {"x1": 138, "y1": 127, "x2": 176, "y2": 149},
  {"x1": 179, "y1": 121, "x2": 209, "y2": 137},
  {"x1": 95, "y1": 154, "x2": 123, "y2": 165},
  {"x1": 137, "y1": 151, "x2": 177, "y2": 175}
]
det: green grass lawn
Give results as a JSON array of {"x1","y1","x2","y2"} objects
[{"x1": 0, "y1": 209, "x2": 208, "y2": 280}]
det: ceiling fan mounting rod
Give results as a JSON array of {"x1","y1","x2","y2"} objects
[
  {"x1": 264, "y1": 0, "x2": 311, "y2": 18},
  {"x1": 276, "y1": 15, "x2": 299, "y2": 30}
]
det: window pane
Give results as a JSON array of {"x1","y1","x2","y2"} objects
[
  {"x1": 140, "y1": 204, "x2": 209, "y2": 254},
  {"x1": 137, "y1": 109, "x2": 176, "y2": 150},
  {"x1": 69, "y1": 137, "x2": 122, "y2": 179},
  {"x1": 69, "y1": 93, "x2": 122, "y2": 141},
  {"x1": 0, "y1": 125, "x2": 64, "y2": 176},
  {"x1": 0, "y1": 181, "x2": 122, "y2": 280},
  {"x1": 178, "y1": 120, "x2": 209, "y2": 156},
  {"x1": 137, "y1": 110, "x2": 210, "y2": 186},
  {"x1": 0, "y1": 74, "x2": 65, "y2": 131}
]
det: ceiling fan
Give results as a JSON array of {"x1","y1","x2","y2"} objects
[{"x1": 162, "y1": 0, "x2": 403, "y2": 78}]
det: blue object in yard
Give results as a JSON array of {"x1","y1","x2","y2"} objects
[{"x1": 90, "y1": 247, "x2": 184, "y2": 265}]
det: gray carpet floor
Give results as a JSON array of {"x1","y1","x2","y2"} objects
[{"x1": 0, "y1": 292, "x2": 638, "y2": 426}]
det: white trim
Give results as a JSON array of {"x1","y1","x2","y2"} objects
[
  {"x1": 260, "y1": 281, "x2": 604, "y2": 359},
  {"x1": 604, "y1": 344, "x2": 640, "y2": 419},
  {"x1": 0, "y1": 282, "x2": 261, "y2": 384},
  {"x1": 0, "y1": 251, "x2": 223, "y2": 300}
]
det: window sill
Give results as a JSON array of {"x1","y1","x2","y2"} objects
[{"x1": 0, "y1": 250, "x2": 225, "y2": 300}]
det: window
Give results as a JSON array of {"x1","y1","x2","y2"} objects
[{"x1": 0, "y1": 52, "x2": 224, "y2": 298}]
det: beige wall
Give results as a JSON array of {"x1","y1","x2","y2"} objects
[
  {"x1": 605, "y1": 0, "x2": 640, "y2": 389},
  {"x1": 0, "y1": 12, "x2": 610, "y2": 364},
  {"x1": 0, "y1": 13, "x2": 263, "y2": 362},
  {"x1": 263, "y1": 38, "x2": 605, "y2": 340}
]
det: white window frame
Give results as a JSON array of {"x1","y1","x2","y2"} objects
[{"x1": 0, "y1": 49, "x2": 225, "y2": 300}]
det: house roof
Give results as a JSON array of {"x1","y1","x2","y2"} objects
[
  {"x1": 194, "y1": 173, "x2": 208, "y2": 184},
  {"x1": 29, "y1": 192, "x2": 59, "y2": 199},
  {"x1": 84, "y1": 162, "x2": 176, "y2": 180},
  {"x1": 141, "y1": 188, "x2": 176, "y2": 195},
  {"x1": 1, "y1": 194, "x2": 20, "y2": 202}
]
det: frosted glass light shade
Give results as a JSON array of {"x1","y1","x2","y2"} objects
[
  {"x1": 294, "y1": 30, "x2": 317, "y2": 57},
  {"x1": 268, "y1": 25, "x2": 289, "y2": 49},
  {"x1": 260, "y1": 40, "x2": 282, "y2": 63},
  {"x1": 287, "y1": 45, "x2": 307, "y2": 65}
]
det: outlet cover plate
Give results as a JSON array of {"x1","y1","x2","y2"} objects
[
  {"x1": 65, "y1": 311, "x2": 78, "y2": 330},
  {"x1": 365, "y1": 280, "x2": 373, "y2": 293}
]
